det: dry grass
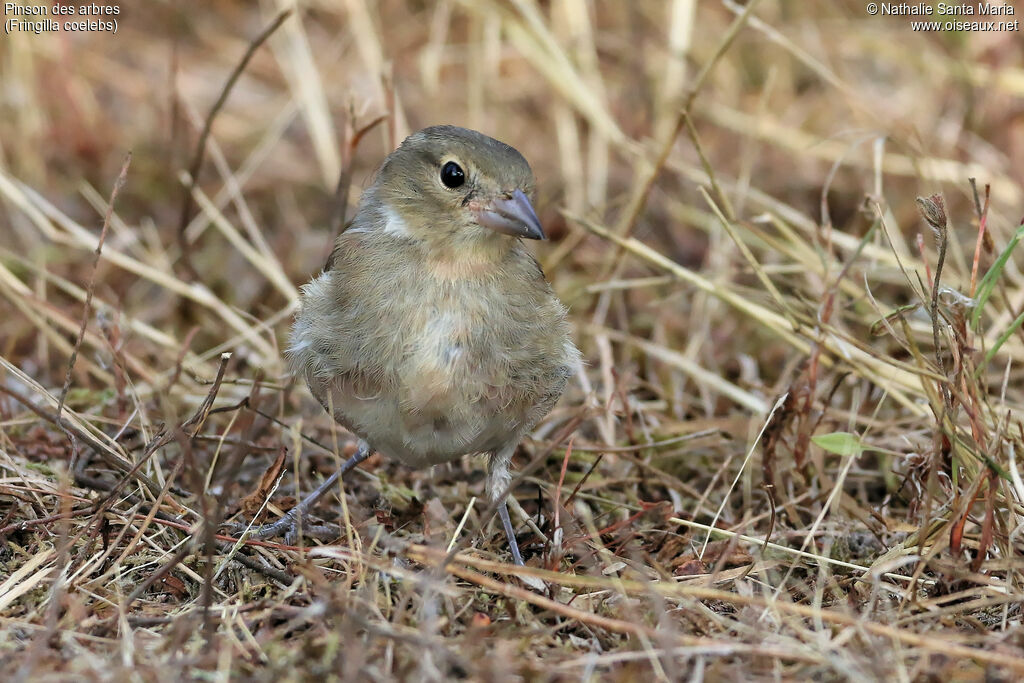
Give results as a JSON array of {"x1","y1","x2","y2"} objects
[{"x1": 2, "y1": 1, "x2": 1024, "y2": 680}]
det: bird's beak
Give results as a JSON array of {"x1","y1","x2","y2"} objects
[{"x1": 471, "y1": 189, "x2": 546, "y2": 240}]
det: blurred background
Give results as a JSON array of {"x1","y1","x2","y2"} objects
[
  {"x1": 3, "y1": 1, "x2": 1023, "y2": 387},
  {"x1": 2, "y1": 1, "x2": 1024, "y2": 679}
]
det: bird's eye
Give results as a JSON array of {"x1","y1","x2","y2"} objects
[{"x1": 440, "y1": 161, "x2": 465, "y2": 189}]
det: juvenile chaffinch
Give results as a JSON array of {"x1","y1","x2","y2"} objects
[{"x1": 251, "y1": 125, "x2": 579, "y2": 564}]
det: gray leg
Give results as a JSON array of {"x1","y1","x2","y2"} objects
[
  {"x1": 497, "y1": 498, "x2": 525, "y2": 566},
  {"x1": 241, "y1": 440, "x2": 371, "y2": 543},
  {"x1": 488, "y1": 446, "x2": 525, "y2": 566}
]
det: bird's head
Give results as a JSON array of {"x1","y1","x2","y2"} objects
[{"x1": 365, "y1": 126, "x2": 545, "y2": 248}]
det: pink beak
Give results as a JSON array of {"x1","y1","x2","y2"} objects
[{"x1": 471, "y1": 189, "x2": 545, "y2": 240}]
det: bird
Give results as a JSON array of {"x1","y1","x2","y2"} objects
[{"x1": 247, "y1": 125, "x2": 580, "y2": 565}]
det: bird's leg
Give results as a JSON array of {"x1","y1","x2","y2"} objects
[
  {"x1": 497, "y1": 497, "x2": 525, "y2": 566},
  {"x1": 236, "y1": 440, "x2": 371, "y2": 544},
  {"x1": 487, "y1": 446, "x2": 525, "y2": 566}
]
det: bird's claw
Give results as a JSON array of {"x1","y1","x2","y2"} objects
[
  {"x1": 225, "y1": 443, "x2": 371, "y2": 545},
  {"x1": 226, "y1": 511, "x2": 341, "y2": 544}
]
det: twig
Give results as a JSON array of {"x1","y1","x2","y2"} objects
[
  {"x1": 609, "y1": 0, "x2": 759, "y2": 248},
  {"x1": 56, "y1": 152, "x2": 132, "y2": 466},
  {"x1": 166, "y1": 325, "x2": 200, "y2": 392},
  {"x1": 550, "y1": 435, "x2": 575, "y2": 560},
  {"x1": 0, "y1": 384, "x2": 142, "y2": 484},
  {"x1": 66, "y1": 353, "x2": 233, "y2": 567},
  {"x1": 414, "y1": 547, "x2": 825, "y2": 665},
  {"x1": 968, "y1": 179, "x2": 991, "y2": 296},
  {"x1": 410, "y1": 545, "x2": 1024, "y2": 673},
  {"x1": 176, "y1": 8, "x2": 292, "y2": 278},
  {"x1": 327, "y1": 112, "x2": 388, "y2": 245},
  {"x1": 124, "y1": 543, "x2": 193, "y2": 608},
  {"x1": 916, "y1": 194, "x2": 950, "y2": 409}
]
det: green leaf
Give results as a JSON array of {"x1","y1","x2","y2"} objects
[
  {"x1": 811, "y1": 432, "x2": 864, "y2": 457},
  {"x1": 979, "y1": 307, "x2": 1024, "y2": 373},
  {"x1": 972, "y1": 221, "x2": 1024, "y2": 328}
]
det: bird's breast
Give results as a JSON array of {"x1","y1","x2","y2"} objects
[
  {"x1": 293, "y1": 239, "x2": 576, "y2": 466},
  {"x1": 401, "y1": 298, "x2": 497, "y2": 408}
]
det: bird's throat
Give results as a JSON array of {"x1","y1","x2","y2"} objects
[{"x1": 423, "y1": 238, "x2": 515, "y2": 281}]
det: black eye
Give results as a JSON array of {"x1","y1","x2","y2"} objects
[{"x1": 440, "y1": 161, "x2": 465, "y2": 189}]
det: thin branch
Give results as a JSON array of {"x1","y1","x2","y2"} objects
[
  {"x1": 56, "y1": 152, "x2": 132, "y2": 465},
  {"x1": 176, "y1": 8, "x2": 292, "y2": 277}
]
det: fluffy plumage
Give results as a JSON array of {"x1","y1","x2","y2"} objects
[{"x1": 286, "y1": 125, "x2": 579, "y2": 562}]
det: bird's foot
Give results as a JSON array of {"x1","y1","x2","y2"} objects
[
  {"x1": 226, "y1": 441, "x2": 372, "y2": 545},
  {"x1": 226, "y1": 510, "x2": 341, "y2": 545}
]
